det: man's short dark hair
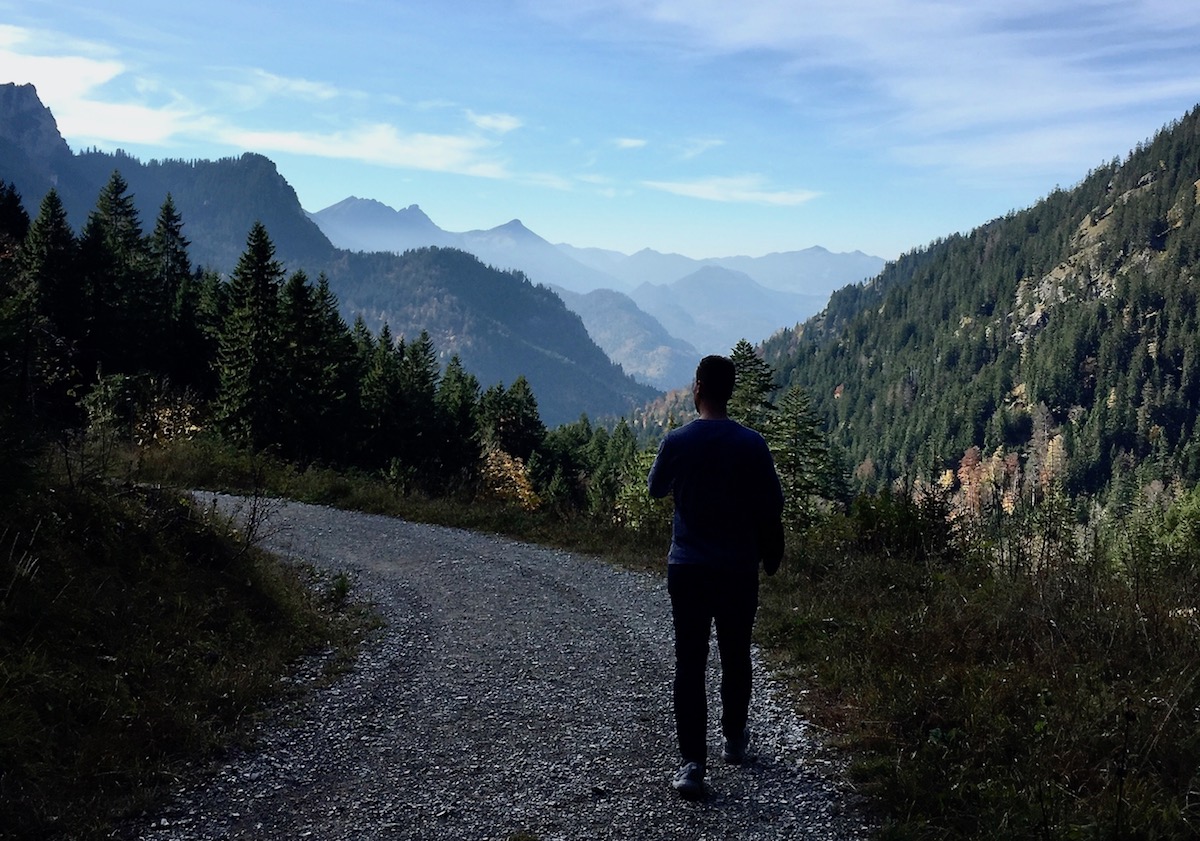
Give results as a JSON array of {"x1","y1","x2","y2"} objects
[{"x1": 696, "y1": 355, "x2": 735, "y2": 406}]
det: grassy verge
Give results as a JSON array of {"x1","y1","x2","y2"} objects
[
  {"x1": 0, "y1": 477, "x2": 373, "y2": 840},
  {"x1": 757, "y1": 490, "x2": 1200, "y2": 840}
]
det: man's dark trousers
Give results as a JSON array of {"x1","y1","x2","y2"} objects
[{"x1": 667, "y1": 562, "x2": 759, "y2": 764}]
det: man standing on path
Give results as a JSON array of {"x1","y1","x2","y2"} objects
[{"x1": 648, "y1": 354, "x2": 785, "y2": 800}]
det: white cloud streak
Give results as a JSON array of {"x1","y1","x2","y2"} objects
[
  {"x1": 217, "y1": 69, "x2": 342, "y2": 109},
  {"x1": 0, "y1": 25, "x2": 517, "y2": 178},
  {"x1": 219, "y1": 123, "x2": 511, "y2": 178},
  {"x1": 466, "y1": 110, "x2": 523, "y2": 133},
  {"x1": 642, "y1": 174, "x2": 819, "y2": 205}
]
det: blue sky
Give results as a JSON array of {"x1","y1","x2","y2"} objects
[{"x1": 3, "y1": 0, "x2": 1200, "y2": 260}]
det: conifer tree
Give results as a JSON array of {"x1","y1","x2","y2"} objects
[
  {"x1": 480, "y1": 375, "x2": 545, "y2": 461},
  {"x1": 78, "y1": 171, "x2": 153, "y2": 375},
  {"x1": 533, "y1": 414, "x2": 593, "y2": 511},
  {"x1": 729, "y1": 338, "x2": 776, "y2": 432},
  {"x1": 0, "y1": 182, "x2": 29, "y2": 243},
  {"x1": 434, "y1": 354, "x2": 482, "y2": 492},
  {"x1": 767, "y1": 385, "x2": 847, "y2": 528},
  {"x1": 214, "y1": 222, "x2": 285, "y2": 449},
  {"x1": 396, "y1": 329, "x2": 440, "y2": 481},
  {"x1": 309, "y1": 273, "x2": 358, "y2": 461},
  {"x1": 1, "y1": 186, "x2": 32, "y2": 389},
  {"x1": 0, "y1": 183, "x2": 33, "y2": 491},
  {"x1": 149, "y1": 194, "x2": 194, "y2": 382},
  {"x1": 357, "y1": 324, "x2": 403, "y2": 467},
  {"x1": 587, "y1": 417, "x2": 638, "y2": 515},
  {"x1": 21, "y1": 189, "x2": 78, "y2": 340},
  {"x1": 18, "y1": 189, "x2": 79, "y2": 424},
  {"x1": 277, "y1": 269, "x2": 326, "y2": 460}
]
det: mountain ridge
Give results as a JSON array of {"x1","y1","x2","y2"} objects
[
  {"x1": 0, "y1": 82, "x2": 655, "y2": 426},
  {"x1": 309, "y1": 195, "x2": 886, "y2": 372}
]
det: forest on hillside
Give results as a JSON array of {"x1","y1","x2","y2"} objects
[
  {"x1": 0, "y1": 172, "x2": 834, "y2": 525},
  {"x1": 0, "y1": 172, "x2": 633, "y2": 512},
  {"x1": 765, "y1": 104, "x2": 1200, "y2": 513}
]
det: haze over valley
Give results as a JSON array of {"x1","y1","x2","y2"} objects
[{"x1": 308, "y1": 196, "x2": 885, "y2": 388}]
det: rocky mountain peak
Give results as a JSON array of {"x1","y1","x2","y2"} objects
[{"x1": 0, "y1": 83, "x2": 73, "y2": 162}]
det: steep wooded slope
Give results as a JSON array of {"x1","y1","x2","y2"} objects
[{"x1": 765, "y1": 105, "x2": 1200, "y2": 500}]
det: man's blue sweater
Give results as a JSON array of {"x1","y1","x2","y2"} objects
[{"x1": 648, "y1": 418, "x2": 784, "y2": 567}]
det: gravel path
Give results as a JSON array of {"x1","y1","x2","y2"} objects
[{"x1": 122, "y1": 494, "x2": 875, "y2": 841}]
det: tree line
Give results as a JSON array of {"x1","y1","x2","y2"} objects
[
  {"x1": 0, "y1": 171, "x2": 844, "y2": 525},
  {"x1": 0, "y1": 174, "x2": 549, "y2": 499}
]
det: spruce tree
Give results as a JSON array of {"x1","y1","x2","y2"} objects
[
  {"x1": 480, "y1": 376, "x2": 545, "y2": 461},
  {"x1": 18, "y1": 189, "x2": 79, "y2": 424},
  {"x1": 767, "y1": 385, "x2": 847, "y2": 529},
  {"x1": 729, "y1": 338, "x2": 776, "y2": 432},
  {"x1": 149, "y1": 194, "x2": 194, "y2": 383},
  {"x1": 0, "y1": 183, "x2": 32, "y2": 493},
  {"x1": 397, "y1": 329, "x2": 440, "y2": 482},
  {"x1": 277, "y1": 269, "x2": 324, "y2": 461},
  {"x1": 0, "y1": 182, "x2": 29, "y2": 242},
  {"x1": 308, "y1": 273, "x2": 358, "y2": 462},
  {"x1": 214, "y1": 222, "x2": 285, "y2": 449},
  {"x1": 78, "y1": 171, "x2": 153, "y2": 376},
  {"x1": 434, "y1": 354, "x2": 482, "y2": 492},
  {"x1": 357, "y1": 324, "x2": 403, "y2": 468},
  {"x1": 587, "y1": 417, "x2": 637, "y2": 515}
]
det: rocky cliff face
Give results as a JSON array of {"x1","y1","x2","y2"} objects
[{"x1": 0, "y1": 83, "x2": 73, "y2": 163}]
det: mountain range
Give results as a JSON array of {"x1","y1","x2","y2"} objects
[
  {"x1": 0, "y1": 82, "x2": 659, "y2": 426},
  {"x1": 308, "y1": 197, "x2": 884, "y2": 387},
  {"x1": 1, "y1": 80, "x2": 882, "y2": 401}
]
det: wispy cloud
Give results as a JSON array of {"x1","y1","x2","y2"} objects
[
  {"x1": 0, "y1": 24, "x2": 124, "y2": 101},
  {"x1": 542, "y1": 0, "x2": 1200, "y2": 180},
  {"x1": 0, "y1": 25, "x2": 199, "y2": 145},
  {"x1": 218, "y1": 123, "x2": 511, "y2": 178},
  {"x1": 217, "y1": 69, "x2": 342, "y2": 109},
  {"x1": 466, "y1": 110, "x2": 523, "y2": 133},
  {"x1": 614, "y1": 137, "x2": 647, "y2": 149},
  {"x1": 0, "y1": 26, "x2": 518, "y2": 178},
  {"x1": 642, "y1": 174, "x2": 819, "y2": 205}
]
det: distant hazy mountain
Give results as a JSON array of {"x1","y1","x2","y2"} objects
[
  {"x1": 629, "y1": 266, "x2": 829, "y2": 357},
  {"x1": 311, "y1": 199, "x2": 621, "y2": 294},
  {"x1": 556, "y1": 242, "x2": 885, "y2": 297},
  {"x1": 309, "y1": 197, "x2": 455, "y2": 252},
  {"x1": 311, "y1": 195, "x2": 886, "y2": 388},
  {"x1": 552, "y1": 286, "x2": 698, "y2": 391},
  {"x1": 457, "y1": 219, "x2": 624, "y2": 295},
  {"x1": 0, "y1": 82, "x2": 656, "y2": 425}
]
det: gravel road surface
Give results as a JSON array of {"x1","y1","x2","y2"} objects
[{"x1": 121, "y1": 494, "x2": 875, "y2": 841}]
